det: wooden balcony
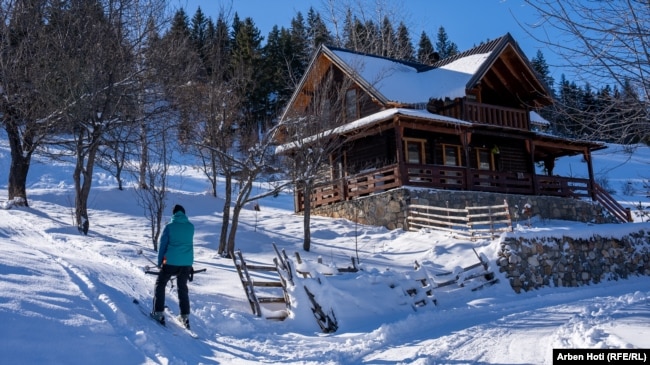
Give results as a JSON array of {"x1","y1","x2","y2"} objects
[
  {"x1": 435, "y1": 99, "x2": 530, "y2": 130},
  {"x1": 297, "y1": 163, "x2": 592, "y2": 212},
  {"x1": 298, "y1": 162, "x2": 632, "y2": 222}
]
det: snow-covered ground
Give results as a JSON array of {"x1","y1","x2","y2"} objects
[{"x1": 0, "y1": 138, "x2": 649, "y2": 365}]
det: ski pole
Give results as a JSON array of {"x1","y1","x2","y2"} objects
[{"x1": 137, "y1": 248, "x2": 159, "y2": 268}]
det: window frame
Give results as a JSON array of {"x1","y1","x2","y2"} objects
[
  {"x1": 441, "y1": 144, "x2": 461, "y2": 166},
  {"x1": 475, "y1": 148, "x2": 494, "y2": 171},
  {"x1": 403, "y1": 137, "x2": 427, "y2": 164},
  {"x1": 345, "y1": 88, "x2": 358, "y2": 122}
]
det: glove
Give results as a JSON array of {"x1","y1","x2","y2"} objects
[{"x1": 189, "y1": 266, "x2": 194, "y2": 282}]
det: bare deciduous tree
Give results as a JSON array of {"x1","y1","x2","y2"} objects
[
  {"x1": 523, "y1": 0, "x2": 649, "y2": 144},
  {"x1": 46, "y1": 0, "x2": 168, "y2": 234},
  {"x1": 0, "y1": 0, "x2": 60, "y2": 207},
  {"x1": 279, "y1": 66, "x2": 354, "y2": 252},
  {"x1": 133, "y1": 117, "x2": 174, "y2": 251}
]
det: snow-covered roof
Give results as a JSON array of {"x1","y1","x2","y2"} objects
[
  {"x1": 275, "y1": 108, "x2": 469, "y2": 154},
  {"x1": 331, "y1": 50, "x2": 491, "y2": 105},
  {"x1": 530, "y1": 110, "x2": 550, "y2": 126}
]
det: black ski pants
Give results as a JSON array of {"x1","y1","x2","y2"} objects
[{"x1": 153, "y1": 264, "x2": 191, "y2": 315}]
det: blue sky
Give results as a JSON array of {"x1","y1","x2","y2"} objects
[{"x1": 176, "y1": 0, "x2": 563, "y2": 79}]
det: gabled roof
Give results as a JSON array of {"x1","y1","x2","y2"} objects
[
  {"x1": 281, "y1": 33, "x2": 553, "y2": 121},
  {"x1": 326, "y1": 45, "x2": 491, "y2": 105}
]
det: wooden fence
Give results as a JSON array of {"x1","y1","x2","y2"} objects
[{"x1": 406, "y1": 200, "x2": 513, "y2": 240}]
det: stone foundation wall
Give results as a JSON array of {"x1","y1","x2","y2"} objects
[
  {"x1": 310, "y1": 188, "x2": 616, "y2": 230},
  {"x1": 497, "y1": 229, "x2": 650, "y2": 293}
]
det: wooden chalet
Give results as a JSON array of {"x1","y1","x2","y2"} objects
[{"x1": 278, "y1": 33, "x2": 631, "y2": 223}]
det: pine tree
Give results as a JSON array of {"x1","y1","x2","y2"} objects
[
  {"x1": 229, "y1": 15, "x2": 264, "y2": 138},
  {"x1": 435, "y1": 26, "x2": 458, "y2": 59},
  {"x1": 417, "y1": 31, "x2": 435, "y2": 64},
  {"x1": 169, "y1": 8, "x2": 191, "y2": 39},
  {"x1": 395, "y1": 22, "x2": 415, "y2": 61},
  {"x1": 530, "y1": 50, "x2": 555, "y2": 94},
  {"x1": 530, "y1": 50, "x2": 555, "y2": 123},
  {"x1": 190, "y1": 7, "x2": 208, "y2": 58},
  {"x1": 306, "y1": 7, "x2": 332, "y2": 51},
  {"x1": 555, "y1": 74, "x2": 584, "y2": 138},
  {"x1": 290, "y1": 12, "x2": 310, "y2": 76},
  {"x1": 380, "y1": 16, "x2": 395, "y2": 58}
]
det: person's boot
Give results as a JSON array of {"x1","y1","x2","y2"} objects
[
  {"x1": 178, "y1": 314, "x2": 190, "y2": 329},
  {"x1": 150, "y1": 311, "x2": 165, "y2": 326}
]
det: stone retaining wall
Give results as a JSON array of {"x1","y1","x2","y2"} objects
[
  {"x1": 311, "y1": 188, "x2": 616, "y2": 230},
  {"x1": 497, "y1": 229, "x2": 650, "y2": 293}
]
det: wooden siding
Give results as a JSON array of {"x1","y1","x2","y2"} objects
[{"x1": 344, "y1": 132, "x2": 396, "y2": 175}]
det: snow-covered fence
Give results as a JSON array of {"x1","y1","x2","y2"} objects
[{"x1": 407, "y1": 200, "x2": 513, "y2": 239}]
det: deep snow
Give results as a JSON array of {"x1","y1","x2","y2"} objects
[{"x1": 0, "y1": 138, "x2": 649, "y2": 364}]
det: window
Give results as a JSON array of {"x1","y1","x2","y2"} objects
[
  {"x1": 441, "y1": 144, "x2": 462, "y2": 185},
  {"x1": 404, "y1": 138, "x2": 426, "y2": 164},
  {"x1": 345, "y1": 89, "x2": 358, "y2": 122},
  {"x1": 442, "y1": 144, "x2": 461, "y2": 166},
  {"x1": 476, "y1": 148, "x2": 493, "y2": 170}
]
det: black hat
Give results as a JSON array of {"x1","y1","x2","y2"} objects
[{"x1": 173, "y1": 204, "x2": 185, "y2": 214}]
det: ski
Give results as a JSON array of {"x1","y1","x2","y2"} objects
[
  {"x1": 133, "y1": 298, "x2": 174, "y2": 331},
  {"x1": 164, "y1": 306, "x2": 199, "y2": 339}
]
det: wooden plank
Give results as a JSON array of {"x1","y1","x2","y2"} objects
[
  {"x1": 409, "y1": 204, "x2": 467, "y2": 213},
  {"x1": 252, "y1": 281, "x2": 284, "y2": 287},
  {"x1": 257, "y1": 297, "x2": 287, "y2": 303},
  {"x1": 246, "y1": 264, "x2": 278, "y2": 272},
  {"x1": 232, "y1": 250, "x2": 262, "y2": 317}
]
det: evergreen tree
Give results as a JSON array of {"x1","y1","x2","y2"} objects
[
  {"x1": 169, "y1": 8, "x2": 191, "y2": 39},
  {"x1": 380, "y1": 16, "x2": 396, "y2": 58},
  {"x1": 580, "y1": 82, "x2": 597, "y2": 137},
  {"x1": 417, "y1": 31, "x2": 435, "y2": 64},
  {"x1": 618, "y1": 79, "x2": 645, "y2": 144},
  {"x1": 530, "y1": 50, "x2": 555, "y2": 93},
  {"x1": 290, "y1": 12, "x2": 310, "y2": 76},
  {"x1": 190, "y1": 7, "x2": 208, "y2": 57},
  {"x1": 361, "y1": 19, "x2": 378, "y2": 54},
  {"x1": 435, "y1": 26, "x2": 458, "y2": 59},
  {"x1": 342, "y1": 9, "x2": 355, "y2": 50},
  {"x1": 555, "y1": 74, "x2": 584, "y2": 138},
  {"x1": 395, "y1": 21, "x2": 415, "y2": 61},
  {"x1": 306, "y1": 7, "x2": 332, "y2": 51},
  {"x1": 530, "y1": 50, "x2": 555, "y2": 122},
  {"x1": 229, "y1": 15, "x2": 264, "y2": 137},
  {"x1": 206, "y1": 12, "x2": 231, "y2": 81},
  {"x1": 263, "y1": 26, "x2": 290, "y2": 95}
]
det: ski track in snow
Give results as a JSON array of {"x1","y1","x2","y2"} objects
[{"x1": 0, "y1": 202, "x2": 215, "y2": 364}]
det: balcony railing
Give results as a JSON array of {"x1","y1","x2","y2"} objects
[
  {"x1": 435, "y1": 100, "x2": 530, "y2": 130},
  {"x1": 298, "y1": 164, "x2": 591, "y2": 212},
  {"x1": 298, "y1": 162, "x2": 631, "y2": 222}
]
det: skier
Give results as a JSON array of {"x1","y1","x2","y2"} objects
[{"x1": 151, "y1": 204, "x2": 195, "y2": 329}]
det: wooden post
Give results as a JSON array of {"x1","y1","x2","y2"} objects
[
  {"x1": 529, "y1": 140, "x2": 538, "y2": 195},
  {"x1": 395, "y1": 120, "x2": 406, "y2": 185},
  {"x1": 584, "y1": 148, "x2": 597, "y2": 201}
]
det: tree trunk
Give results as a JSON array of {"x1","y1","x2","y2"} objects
[
  {"x1": 4, "y1": 119, "x2": 33, "y2": 207},
  {"x1": 139, "y1": 121, "x2": 148, "y2": 189},
  {"x1": 225, "y1": 178, "x2": 254, "y2": 255},
  {"x1": 218, "y1": 173, "x2": 232, "y2": 256},
  {"x1": 210, "y1": 150, "x2": 218, "y2": 197},
  {"x1": 73, "y1": 132, "x2": 100, "y2": 235},
  {"x1": 226, "y1": 202, "x2": 243, "y2": 256},
  {"x1": 7, "y1": 146, "x2": 31, "y2": 207},
  {"x1": 302, "y1": 183, "x2": 312, "y2": 251}
]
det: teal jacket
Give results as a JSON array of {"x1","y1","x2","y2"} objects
[{"x1": 158, "y1": 211, "x2": 194, "y2": 267}]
